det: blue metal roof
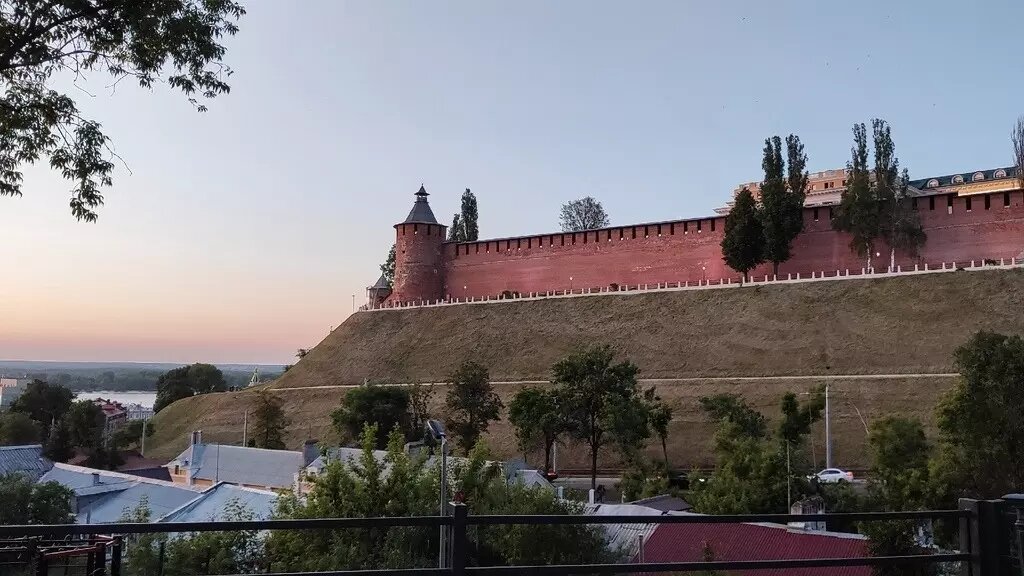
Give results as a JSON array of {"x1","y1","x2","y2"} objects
[
  {"x1": 171, "y1": 443, "x2": 304, "y2": 490},
  {"x1": 0, "y1": 445, "x2": 52, "y2": 481},
  {"x1": 158, "y1": 483, "x2": 277, "y2": 522}
]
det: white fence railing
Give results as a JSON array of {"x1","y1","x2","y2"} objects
[{"x1": 362, "y1": 257, "x2": 1021, "y2": 312}]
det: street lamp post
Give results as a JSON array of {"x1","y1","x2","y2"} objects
[
  {"x1": 701, "y1": 265, "x2": 706, "y2": 284},
  {"x1": 425, "y1": 420, "x2": 449, "y2": 568},
  {"x1": 824, "y1": 384, "x2": 832, "y2": 469},
  {"x1": 569, "y1": 276, "x2": 574, "y2": 292}
]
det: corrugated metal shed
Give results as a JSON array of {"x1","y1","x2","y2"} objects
[
  {"x1": 641, "y1": 518, "x2": 870, "y2": 576},
  {"x1": 0, "y1": 445, "x2": 52, "y2": 481}
]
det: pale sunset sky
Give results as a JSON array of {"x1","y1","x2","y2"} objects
[{"x1": 2, "y1": 0, "x2": 1021, "y2": 364}]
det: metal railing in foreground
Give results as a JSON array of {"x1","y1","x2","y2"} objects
[{"x1": 1, "y1": 500, "x2": 1017, "y2": 576}]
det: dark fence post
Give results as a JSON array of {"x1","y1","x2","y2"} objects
[
  {"x1": 110, "y1": 536, "x2": 123, "y2": 576},
  {"x1": 449, "y1": 503, "x2": 468, "y2": 576},
  {"x1": 961, "y1": 498, "x2": 1002, "y2": 576},
  {"x1": 94, "y1": 540, "x2": 107, "y2": 576},
  {"x1": 158, "y1": 539, "x2": 166, "y2": 576}
]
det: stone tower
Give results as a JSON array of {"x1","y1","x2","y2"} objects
[{"x1": 391, "y1": 185, "x2": 446, "y2": 303}]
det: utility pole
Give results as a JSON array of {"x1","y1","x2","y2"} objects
[
  {"x1": 242, "y1": 410, "x2": 248, "y2": 447},
  {"x1": 140, "y1": 418, "x2": 147, "y2": 457},
  {"x1": 824, "y1": 384, "x2": 832, "y2": 469}
]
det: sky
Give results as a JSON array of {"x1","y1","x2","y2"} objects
[{"x1": 2, "y1": 0, "x2": 1022, "y2": 365}]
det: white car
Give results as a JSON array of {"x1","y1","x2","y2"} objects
[{"x1": 813, "y1": 468, "x2": 854, "y2": 484}]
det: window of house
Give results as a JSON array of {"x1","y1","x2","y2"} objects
[
  {"x1": 952, "y1": 175, "x2": 964, "y2": 184},
  {"x1": 994, "y1": 169, "x2": 1008, "y2": 179},
  {"x1": 972, "y1": 172, "x2": 985, "y2": 182},
  {"x1": 926, "y1": 179, "x2": 939, "y2": 188},
  {"x1": 697, "y1": 220, "x2": 702, "y2": 232}
]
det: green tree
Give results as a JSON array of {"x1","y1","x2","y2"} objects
[
  {"x1": 112, "y1": 419, "x2": 154, "y2": 451},
  {"x1": 154, "y1": 363, "x2": 227, "y2": 413},
  {"x1": 460, "y1": 188, "x2": 479, "y2": 241},
  {"x1": 445, "y1": 361, "x2": 503, "y2": 454},
  {"x1": 0, "y1": 0, "x2": 245, "y2": 221},
  {"x1": 380, "y1": 244, "x2": 396, "y2": 288},
  {"x1": 448, "y1": 213, "x2": 464, "y2": 241},
  {"x1": 10, "y1": 379, "x2": 74, "y2": 439},
  {"x1": 933, "y1": 331, "x2": 1024, "y2": 499},
  {"x1": 559, "y1": 197, "x2": 609, "y2": 231},
  {"x1": 508, "y1": 386, "x2": 565, "y2": 472},
  {"x1": 62, "y1": 400, "x2": 119, "y2": 467},
  {"x1": 647, "y1": 391, "x2": 673, "y2": 467},
  {"x1": 43, "y1": 417, "x2": 73, "y2": 462},
  {"x1": 407, "y1": 383, "x2": 434, "y2": 437},
  {"x1": 872, "y1": 120, "x2": 925, "y2": 269},
  {"x1": 0, "y1": 474, "x2": 74, "y2": 525},
  {"x1": 554, "y1": 345, "x2": 643, "y2": 489},
  {"x1": 721, "y1": 187, "x2": 764, "y2": 281},
  {"x1": 759, "y1": 135, "x2": 807, "y2": 277},
  {"x1": 777, "y1": 388, "x2": 824, "y2": 447},
  {"x1": 833, "y1": 122, "x2": 880, "y2": 269},
  {"x1": 698, "y1": 393, "x2": 766, "y2": 439},
  {"x1": 0, "y1": 412, "x2": 40, "y2": 445},
  {"x1": 251, "y1": 390, "x2": 289, "y2": 449},
  {"x1": 867, "y1": 416, "x2": 930, "y2": 510},
  {"x1": 332, "y1": 383, "x2": 412, "y2": 448},
  {"x1": 1013, "y1": 116, "x2": 1024, "y2": 190}
]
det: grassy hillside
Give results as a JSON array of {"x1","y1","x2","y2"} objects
[
  {"x1": 145, "y1": 375, "x2": 958, "y2": 470},
  {"x1": 146, "y1": 269, "x2": 1023, "y2": 469},
  {"x1": 277, "y1": 269, "x2": 1024, "y2": 386}
]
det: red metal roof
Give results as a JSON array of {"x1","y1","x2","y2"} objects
[{"x1": 641, "y1": 521, "x2": 870, "y2": 576}]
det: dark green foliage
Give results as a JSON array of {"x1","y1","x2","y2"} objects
[
  {"x1": 872, "y1": 120, "x2": 925, "y2": 267},
  {"x1": 332, "y1": 383, "x2": 413, "y2": 448},
  {"x1": 646, "y1": 389, "x2": 673, "y2": 467},
  {"x1": 460, "y1": 188, "x2": 479, "y2": 241},
  {"x1": 0, "y1": 411, "x2": 40, "y2": 445},
  {"x1": 721, "y1": 187, "x2": 764, "y2": 280},
  {"x1": 554, "y1": 345, "x2": 646, "y2": 488},
  {"x1": 380, "y1": 244, "x2": 396, "y2": 288},
  {"x1": 251, "y1": 390, "x2": 289, "y2": 450},
  {"x1": 698, "y1": 393, "x2": 766, "y2": 439},
  {"x1": 866, "y1": 416, "x2": 931, "y2": 511},
  {"x1": 833, "y1": 123, "x2": 878, "y2": 266},
  {"x1": 446, "y1": 361, "x2": 503, "y2": 454},
  {"x1": 933, "y1": 331, "x2": 1024, "y2": 499},
  {"x1": 0, "y1": 474, "x2": 73, "y2": 525},
  {"x1": 559, "y1": 197, "x2": 609, "y2": 231},
  {"x1": 43, "y1": 417, "x2": 72, "y2": 461},
  {"x1": 112, "y1": 419, "x2": 154, "y2": 450},
  {"x1": 122, "y1": 497, "x2": 264, "y2": 576},
  {"x1": 508, "y1": 386, "x2": 565, "y2": 472},
  {"x1": 154, "y1": 363, "x2": 227, "y2": 413},
  {"x1": 777, "y1": 388, "x2": 824, "y2": 447},
  {"x1": 448, "y1": 213, "x2": 464, "y2": 241},
  {"x1": 861, "y1": 520, "x2": 931, "y2": 576},
  {"x1": 10, "y1": 380, "x2": 74, "y2": 439},
  {"x1": 758, "y1": 135, "x2": 807, "y2": 276},
  {"x1": 62, "y1": 400, "x2": 119, "y2": 468},
  {"x1": 265, "y1": 425, "x2": 615, "y2": 572},
  {"x1": 0, "y1": 0, "x2": 245, "y2": 221}
]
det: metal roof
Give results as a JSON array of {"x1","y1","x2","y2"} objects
[
  {"x1": 641, "y1": 517, "x2": 869, "y2": 576},
  {"x1": 909, "y1": 166, "x2": 1019, "y2": 190},
  {"x1": 171, "y1": 443, "x2": 305, "y2": 490},
  {"x1": 0, "y1": 445, "x2": 52, "y2": 481},
  {"x1": 368, "y1": 274, "x2": 391, "y2": 291},
  {"x1": 629, "y1": 494, "x2": 692, "y2": 512},
  {"x1": 40, "y1": 463, "x2": 202, "y2": 524},
  {"x1": 401, "y1": 185, "x2": 439, "y2": 224},
  {"x1": 158, "y1": 483, "x2": 277, "y2": 523}
]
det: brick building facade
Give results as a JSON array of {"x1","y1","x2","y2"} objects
[{"x1": 377, "y1": 167, "x2": 1024, "y2": 304}]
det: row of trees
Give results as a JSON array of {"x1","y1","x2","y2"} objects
[
  {"x1": 331, "y1": 346, "x2": 669, "y2": 491},
  {"x1": 154, "y1": 363, "x2": 228, "y2": 413}
]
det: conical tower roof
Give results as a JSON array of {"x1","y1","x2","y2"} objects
[
  {"x1": 368, "y1": 273, "x2": 390, "y2": 290},
  {"x1": 401, "y1": 185, "x2": 439, "y2": 224}
]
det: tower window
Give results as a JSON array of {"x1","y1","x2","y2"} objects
[
  {"x1": 965, "y1": 197, "x2": 972, "y2": 211},
  {"x1": 929, "y1": 196, "x2": 935, "y2": 210},
  {"x1": 1005, "y1": 192, "x2": 1012, "y2": 207},
  {"x1": 984, "y1": 194, "x2": 991, "y2": 210},
  {"x1": 813, "y1": 208, "x2": 819, "y2": 221}
]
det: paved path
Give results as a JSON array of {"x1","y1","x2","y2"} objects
[{"x1": 270, "y1": 372, "x2": 958, "y2": 392}]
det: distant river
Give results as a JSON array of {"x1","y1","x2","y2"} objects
[{"x1": 76, "y1": 391, "x2": 157, "y2": 409}]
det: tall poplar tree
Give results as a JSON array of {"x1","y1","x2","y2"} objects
[
  {"x1": 832, "y1": 123, "x2": 879, "y2": 269},
  {"x1": 759, "y1": 136, "x2": 805, "y2": 277},
  {"x1": 873, "y1": 120, "x2": 925, "y2": 270},
  {"x1": 721, "y1": 187, "x2": 764, "y2": 281},
  {"x1": 448, "y1": 214, "x2": 464, "y2": 242},
  {"x1": 460, "y1": 188, "x2": 479, "y2": 241}
]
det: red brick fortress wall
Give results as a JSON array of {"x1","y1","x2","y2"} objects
[{"x1": 440, "y1": 190, "x2": 1024, "y2": 300}]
